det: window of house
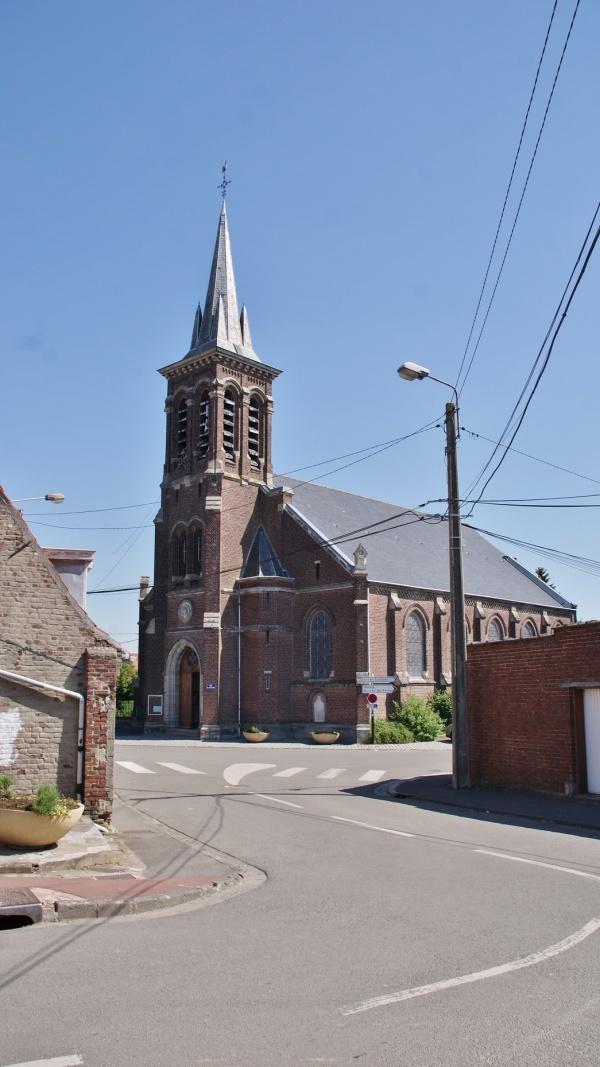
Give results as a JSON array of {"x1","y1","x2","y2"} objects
[
  {"x1": 487, "y1": 617, "x2": 504, "y2": 642},
  {"x1": 307, "y1": 610, "x2": 332, "y2": 680},
  {"x1": 190, "y1": 525, "x2": 202, "y2": 575},
  {"x1": 522, "y1": 620, "x2": 537, "y2": 638},
  {"x1": 223, "y1": 388, "x2": 236, "y2": 461},
  {"x1": 177, "y1": 399, "x2": 188, "y2": 460},
  {"x1": 198, "y1": 391, "x2": 210, "y2": 458},
  {"x1": 172, "y1": 529, "x2": 187, "y2": 578},
  {"x1": 406, "y1": 611, "x2": 426, "y2": 677},
  {"x1": 248, "y1": 396, "x2": 262, "y2": 468}
]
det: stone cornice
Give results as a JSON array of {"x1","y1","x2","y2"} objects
[{"x1": 159, "y1": 347, "x2": 282, "y2": 383}]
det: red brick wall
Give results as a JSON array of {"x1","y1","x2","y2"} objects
[{"x1": 468, "y1": 622, "x2": 600, "y2": 794}]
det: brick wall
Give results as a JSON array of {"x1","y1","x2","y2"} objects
[
  {"x1": 468, "y1": 621, "x2": 600, "y2": 794},
  {"x1": 0, "y1": 490, "x2": 119, "y2": 816}
]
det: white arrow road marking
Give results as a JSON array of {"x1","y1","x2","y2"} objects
[
  {"x1": 317, "y1": 768, "x2": 344, "y2": 779},
  {"x1": 156, "y1": 762, "x2": 206, "y2": 775},
  {"x1": 331, "y1": 816, "x2": 414, "y2": 837},
  {"x1": 252, "y1": 794, "x2": 304, "y2": 808},
  {"x1": 115, "y1": 761, "x2": 154, "y2": 774},
  {"x1": 2, "y1": 1057, "x2": 84, "y2": 1067},
  {"x1": 341, "y1": 918, "x2": 600, "y2": 1016},
  {"x1": 359, "y1": 770, "x2": 385, "y2": 782},
  {"x1": 476, "y1": 849, "x2": 600, "y2": 881},
  {"x1": 223, "y1": 763, "x2": 276, "y2": 786},
  {"x1": 273, "y1": 766, "x2": 307, "y2": 778}
]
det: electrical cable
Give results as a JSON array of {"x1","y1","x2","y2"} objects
[{"x1": 462, "y1": 427, "x2": 600, "y2": 487}]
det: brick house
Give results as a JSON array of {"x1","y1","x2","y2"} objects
[
  {"x1": 468, "y1": 621, "x2": 600, "y2": 795},
  {"x1": 0, "y1": 488, "x2": 119, "y2": 818},
  {"x1": 137, "y1": 203, "x2": 575, "y2": 742}
]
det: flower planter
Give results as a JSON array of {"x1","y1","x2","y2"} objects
[
  {"x1": 242, "y1": 731, "x2": 269, "y2": 743},
  {"x1": 310, "y1": 731, "x2": 340, "y2": 745},
  {"x1": 0, "y1": 803, "x2": 85, "y2": 849}
]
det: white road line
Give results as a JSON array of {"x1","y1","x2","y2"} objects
[
  {"x1": 223, "y1": 762, "x2": 276, "y2": 785},
  {"x1": 156, "y1": 762, "x2": 206, "y2": 775},
  {"x1": 317, "y1": 768, "x2": 345, "y2": 779},
  {"x1": 115, "y1": 761, "x2": 154, "y2": 774},
  {"x1": 2, "y1": 1057, "x2": 84, "y2": 1067},
  {"x1": 476, "y1": 849, "x2": 600, "y2": 881},
  {"x1": 359, "y1": 770, "x2": 385, "y2": 783},
  {"x1": 331, "y1": 816, "x2": 414, "y2": 838},
  {"x1": 272, "y1": 767, "x2": 307, "y2": 778},
  {"x1": 252, "y1": 794, "x2": 304, "y2": 808},
  {"x1": 341, "y1": 918, "x2": 600, "y2": 1016}
]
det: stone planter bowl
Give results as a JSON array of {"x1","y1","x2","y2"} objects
[
  {"x1": 242, "y1": 731, "x2": 269, "y2": 743},
  {"x1": 0, "y1": 803, "x2": 85, "y2": 849},
  {"x1": 310, "y1": 731, "x2": 340, "y2": 745}
]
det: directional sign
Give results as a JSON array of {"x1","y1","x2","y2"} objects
[
  {"x1": 360, "y1": 675, "x2": 395, "y2": 684},
  {"x1": 362, "y1": 684, "x2": 396, "y2": 694}
]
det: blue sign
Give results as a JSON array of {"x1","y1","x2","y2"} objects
[{"x1": 205, "y1": 683, "x2": 217, "y2": 690}]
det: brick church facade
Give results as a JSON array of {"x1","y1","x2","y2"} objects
[{"x1": 138, "y1": 203, "x2": 576, "y2": 742}]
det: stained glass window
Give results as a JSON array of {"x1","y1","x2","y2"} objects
[
  {"x1": 406, "y1": 612, "x2": 426, "y2": 677},
  {"x1": 487, "y1": 618, "x2": 504, "y2": 642},
  {"x1": 307, "y1": 611, "x2": 332, "y2": 680},
  {"x1": 522, "y1": 620, "x2": 536, "y2": 638}
]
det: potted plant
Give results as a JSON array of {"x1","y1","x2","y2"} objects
[
  {"x1": 242, "y1": 725, "x2": 270, "y2": 743},
  {"x1": 0, "y1": 774, "x2": 84, "y2": 849},
  {"x1": 310, "y1": 729, "x2": 340, "y2": 745}
]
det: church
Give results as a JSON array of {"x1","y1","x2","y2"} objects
[{"x1": 137, "y1": 202, "x2": 576, "y2": 742}]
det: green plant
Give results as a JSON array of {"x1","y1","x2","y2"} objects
[
  {"x1": 311, "y1": 729, "x2": 339, "y2": 734},
  {"x1": 32, "y1": 784, "x2": 73, "y2": 818},
  {"x1": 390, "y1": 695, "x2": 444, "y2": 741},
  {"x1": 372, "y1": 720, "x2": 414, "y2": 744},
  {"x1": 427, "y1": 689, "x2": 453, "y2": 727},
  {"x1": 116, "y1": 659, "x2": 138, "y2": 710},
  {"x1": 242, "y1": 724, "x2": 267, "y2": 734},
  {"x1": 0, "y1": 772, "x2": 16, "y2": 799}
]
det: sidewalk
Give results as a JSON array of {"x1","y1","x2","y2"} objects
[
  {"x1": 0, "y1": 796, "x2": 253, "y2": 924},
  {"x1": 388, "y1": 774, "x2": 600, "y2": 832}
]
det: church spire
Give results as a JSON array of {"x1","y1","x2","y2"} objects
[{"x1": 191, "y1": 202, "x2": 259, "y2": 361}]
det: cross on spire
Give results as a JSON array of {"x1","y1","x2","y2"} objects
[{"x1": 219, "y1": 161, "x2": 231, "y2": 200}]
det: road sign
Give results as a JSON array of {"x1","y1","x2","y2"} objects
[
  {"x1": 360, "y1": 675, "x2": 395, "y2": 684},
  {"x1": 362, "y1": 684, "x2": 396, "y2": 694},
  {"x1": 366, "y1": 692, "x2": 378, "y2": 704}
]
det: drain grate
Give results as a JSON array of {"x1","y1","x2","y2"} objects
[{"x1": 0, "y1": 887, "x2": 43, "y2": 923}]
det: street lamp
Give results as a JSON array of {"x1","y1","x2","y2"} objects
[
  {"x1": 12, "y1": 493, "x2": 65, "y2": 504},
  {"x1": 397, "y1": 362, "x2": 470, "y2": 789}
]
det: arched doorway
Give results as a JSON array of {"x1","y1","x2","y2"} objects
[{"x1": 179, "y1": 649, "x2": 200, "y2": 729}]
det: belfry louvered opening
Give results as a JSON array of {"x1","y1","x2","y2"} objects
[
  {"x1": 223, "y1": 388, "x2": 236, "y2": 461},
  {"x1": 176, "y1": 399, "x2": 188, "y2": 460},
  {"x1": 248, "y1": 396, "x2": 262, "y2": 469},
  {"x1": 198, "y1": 391, "x2": 210, "y2": 458}
]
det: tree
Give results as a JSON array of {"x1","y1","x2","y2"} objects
[
  {"x1": 535, "y1": 566, "x2": 556, "y2": 589},
  {"x1": 116, "y1": 659, "x2": 138, "y2": 706}
]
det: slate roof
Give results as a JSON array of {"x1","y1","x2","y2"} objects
[{"x1": 272, "y1": 477, "x2": 574, "y2": 611}]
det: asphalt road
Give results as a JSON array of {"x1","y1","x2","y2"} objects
[{"x1": 2, "y1": 740, "x2": 600, "y2": 1067}]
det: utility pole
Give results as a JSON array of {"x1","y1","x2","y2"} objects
[{"x1": 445, "y1": 401, "x2": 470, "y2": 789}]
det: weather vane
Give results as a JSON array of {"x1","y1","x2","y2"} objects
[{"x1": 219, "y1": 161, "x2": 231, "y2": 200}]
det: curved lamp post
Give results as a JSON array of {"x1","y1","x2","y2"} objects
[
  {"x1": 397, "y1": 362, "x2": 470, "y2": 789},
  {"x1": 13, "y1": 494, "x2": 65, "y2": 504}
]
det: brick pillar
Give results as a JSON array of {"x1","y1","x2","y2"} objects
[{"x1": 84, "y1": 647, "x2": 118, "y2": 819}]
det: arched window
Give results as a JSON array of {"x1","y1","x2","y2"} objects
[
  {"x1": 172, "y1": 529, "x2": 187, "y2": 578},
  {"x1": 487, "y1": 617, "x2": 504, "y2": 642},
  {"x1": 406, "y1": 611, "x2": 426, "y2": 677},
  {"x1": 522, "y1": 620, "x2": 537, "y2": 638},
  {"x1": 189, "y1": 524, "x2": 202, "y2": 575},
  {"x1": 197, "y1": 391, "x2": 210, "y2": 458},
  {"x1": 248, "y1": 396, "x2": 262, "y2": 469},
  {"x1": 223, "y1": 388, "x2": 236, "y2": 461},
  {"x1": 176, "y1": 399, "x2": 188, "y2": 460},
  {"x1": 307, "y1": 610, "x2": 332, "y2": 680}
]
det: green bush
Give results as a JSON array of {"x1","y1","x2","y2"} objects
[
  {"x1": 427, "y1": 689, "x2": 453, "y2": 727},
  {"x1": 390, "y1": 695, "x2": 444, "y2": 741},
  {"x1": 372, "y1": 719, "x2": 414, "y2": 744},
  {"x1": 0, "y1": 772, "x2": 15, "y2": 799},
  {"x1": 32, "y1": 784, "x2": 63, "y2": 816}
]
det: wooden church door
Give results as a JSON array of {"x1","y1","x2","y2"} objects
[{"x1": 179, "y1": 649, "x2": 200, "y2": 729}]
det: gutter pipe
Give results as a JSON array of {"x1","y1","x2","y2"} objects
[{"x1": 0, "y1": 668, "x2": 85, "y2": 801}]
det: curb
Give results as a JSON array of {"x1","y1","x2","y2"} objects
[{"x1": 44, "y1": 872, "x2": 243, "y2": 922}]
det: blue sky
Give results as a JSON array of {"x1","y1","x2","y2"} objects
[{"x1": 1, "y1": 1, "x2": 598, "y2": 651}]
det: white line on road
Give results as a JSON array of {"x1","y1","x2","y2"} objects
[
  {"x1": 331, "y1": 816, "x2": 414, "y2": 837},
  {"x1": 272, "y1": 767, "x2": 307, "y2": 778},
  {"x1": 2, "y1": 1057, "x2": 84, "y2": 1067},
  {"x1": 223, "y1": 763, "x2": 276, "y2": 785},
  {"x1": 476, "y1": 849, "x2": 600, "y2": 881},
  {"x1": 358, "y1": 770, "x2": 386, "y2": 782},
  {"x1": 156, "y1": 762, "x2": 206, "y2": 775},
  {"x1": 115, "y1": 761, "x2": 154, "y2": 774},
  {"x1": 252, "y1": 794, "x2": 304, "y2": 808},
  {"x1": 342, "y1": 918, "x2": 600, "y2": 1015},
  {"x1": 317, "y1": 768, "x2": 345, "y2": 779}
]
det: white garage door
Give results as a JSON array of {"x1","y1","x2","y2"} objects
[{"x1": 583, "y1": 688, "x2": 600, "y2": 794}]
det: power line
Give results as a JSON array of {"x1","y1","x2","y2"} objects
[
  {"x1": 455, "y1": 0, "x2": 559, "y2": 390},
  {"x1": 463, "y1": 427, "x2": 600, "y2": 487},
  {"x1": 465, "y1": 522, "x2": 600, "y2": 580}
]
